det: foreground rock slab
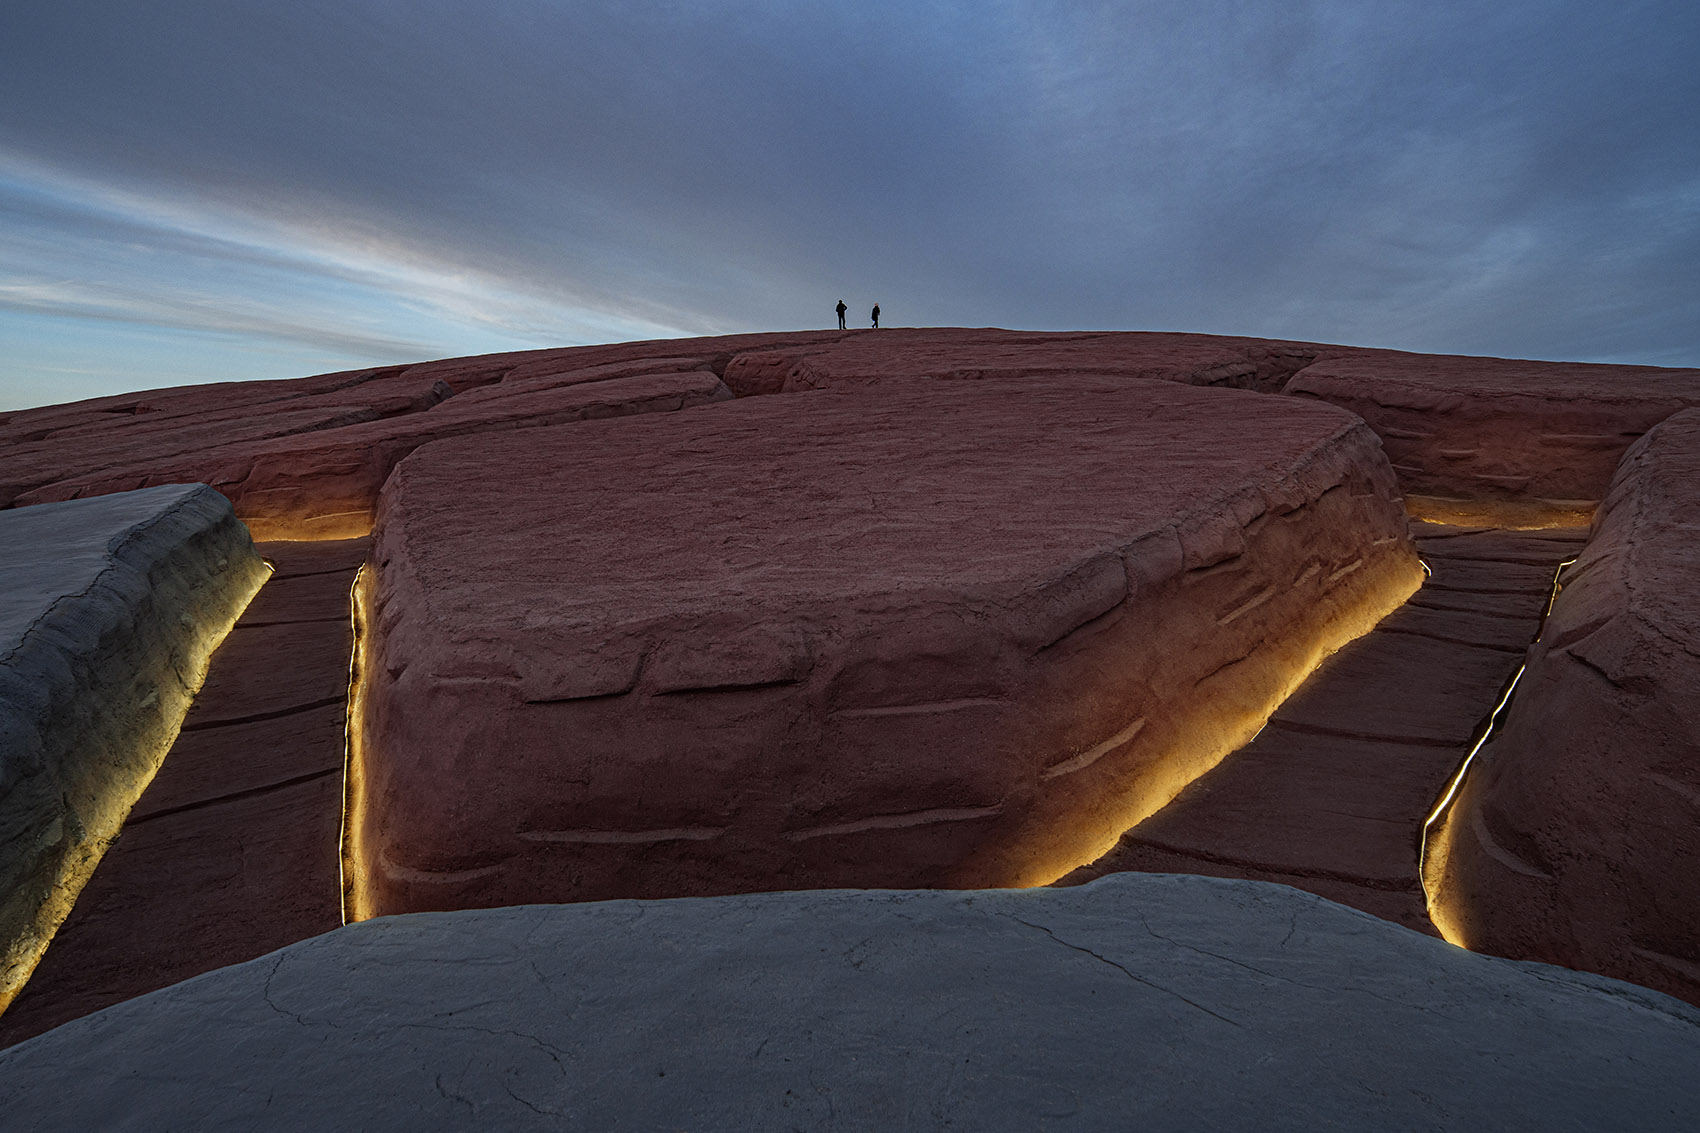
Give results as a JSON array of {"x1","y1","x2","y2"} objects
[
  {"x1": 1428, "y1": 408, "x2": 1700, "y2": 1006},
  {"x1": 349, "y1": 378, "x2": 1421, "y2": 916},
  {"x1": 4, "y1": 875, "x2": 1698, "y2": 1129},
  {"x1": 0, "y1": 539, "x2": 366, "y2": 1048},
  {"x1": 0, "y1": 485, "x2": 267, "y2": 1014}
]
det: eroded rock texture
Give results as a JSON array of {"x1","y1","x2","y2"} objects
[
  {"x1": 1285, "y1": 350, "x2": 1700, "y2": 527},
  {"x1": 5, "y1": 875, "x2": 1699, "y2": 1130},
  {"x1": 0, "y1": 539, "x2": 365, "y2": 1047},
  {"x1": 348, "y1": 377, "x2": 1421, "y2": 917},
  {"x1": 0, "y1": 486, "x2": 267, "y2": 1014},
  {"x1": 7, "y1": 329, "x2": 1697, "y2": 541},
  {"x1": 1061, "y1": 523, "x2": 1589, "y2": 933},
  {"x1": 1427, "y1": 408, "x2": 1700, "y2": 1005}
]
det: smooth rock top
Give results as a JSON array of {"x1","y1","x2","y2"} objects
[
  {"x1": 4, "y1": 874, "x2": 1698, "y2": 1130},
  {"x1": 373, "y1": 377, "x2": 1376, "y2": 647}
]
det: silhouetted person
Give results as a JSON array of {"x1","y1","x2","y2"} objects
[
  {"x1": 871, "y1": 303, "x2": 880, "y2": 329},
  {"x1": 836, "y1": 299, "x2": 847, "y2": 330}
]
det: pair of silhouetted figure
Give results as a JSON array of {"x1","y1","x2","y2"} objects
[{"x1": 835, "y1": 300, "x2": 879, "y2": 330}]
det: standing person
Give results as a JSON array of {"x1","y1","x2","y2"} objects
[
  {"x1": 836, "y1": 299, "x2": 847, "y2": 330},
  {"x1": 871, "y1": 302, "x2": 880, "y2": 329}
]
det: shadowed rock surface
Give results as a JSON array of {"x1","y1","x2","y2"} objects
[
  {"x1": 0, "y1": 539, "x2": 365, "y2": 1048},
  {"x1": 1060, "y1": 524, "x2": 1589, "y2": 934},
  {"x1": 0, "y1": 486, "x2": 267, "y2": 1015},
  {"x1": 349, "y1": 377, "x2": 1420, "y2": 918},
  {"x1": 4, "y1": 875, "x2": 1699, "y2": 1130},
  {"x1": 1428, "y1": 408, "x2": 1700, "y2": 1006}
]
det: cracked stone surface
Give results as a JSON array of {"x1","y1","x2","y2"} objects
[
  {"x1": 1429, "y1": 408, "x2": 1700, "y2": 1006},
  {"x1": 1059, "y1": 524, "x2": 1589, "y2": 933},
  {"x1": 3, "y1": 874, "x2": 1698, "y2": 1129},
  {"x1": 350, "y1": 376, "x2": 1420, "y2": 916},
  {"x1": 0, "y1": 538, "x2": 366, "y2": 1048}
]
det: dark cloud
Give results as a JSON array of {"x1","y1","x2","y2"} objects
[{"x1": 1, "y1": 0, "x2": 1696, "y2": 407}]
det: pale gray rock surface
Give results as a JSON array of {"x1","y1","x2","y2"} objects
[
  {"x1": 0, "y1": 484, "x2": 268, "y2": 1010},
  {"x1": 2, "y1": 874, "x2": 1697, "y2": 1130}
]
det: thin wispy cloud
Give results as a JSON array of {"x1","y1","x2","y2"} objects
[{"x1": 1, "y1": 0, "x2": 1696, "y2": 409}]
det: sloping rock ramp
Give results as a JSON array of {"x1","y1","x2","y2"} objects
[
  {"x1": 0, "y1": 485, "x2": 266, "y2": 1017},
  {"x1": 2, "y1": 875, "x2": 1698, "y2": 1129},
  {"x1": 347, "y1": 377, "x2": 1422, "y2": 917},
  {"x1": 0, "y1": 538, "x2": 367, "y2": 1048}
]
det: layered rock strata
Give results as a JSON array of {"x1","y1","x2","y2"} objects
[
  {"x1": 6, "y1": 330, "x2": 1698, "y2": 538},
  {"x1": 1285, "y1": 350, "x2": 1700, "y2": 527},
  {"x1": 5, "y1": 875, "x2": 1700, "y2": 1129},
  {"x1": 0, "y1": 485, "x2": 268, "y2": 1014},
  {"x1": 347, "y1": 378, "x2": 1422, "y2": 918},
  {"x1": 1061, "y1": 523, "x2": 1589, "y2": 933},
  {"x1": 0, "y1": 538, "x2": 366, "y2": 1047},
  {"x1": 1426, "y1": 408, "x2": 1700, "y2": 1006}
]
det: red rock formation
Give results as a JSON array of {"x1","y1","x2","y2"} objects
[
  {"x1": 1285, "y1": 351, "x2": 1700, "y2": 527},
  {"x1": 1059, "y1": 524, "x2": 1588, "y2": 934},
  {"x1": 1425, "y1": 408, "x2": 1700, "y2": 1006},
  {"x1": 6, "y1": 330, "x2": 1698, "y2": 538},
  {"x1": 0, "y1": 539, "x2": 366, "y2": 1047},
  {"x1": 346, "y1": 377, "x2": 1422, "y2": 918}
]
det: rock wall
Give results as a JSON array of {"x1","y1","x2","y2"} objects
[
  {"x1": 0, "y1": 485, "x2": 269, "y2": 1013},
  {"x1": 346, "y1": 378, "x2": 1421, "y2": 917},
  {"x1": 1425, "y1": 408, "x2": 1700, "y2": 1005},
  {"x1": 1285, "y1": 350, "x2": 1700, "y2": 527}
]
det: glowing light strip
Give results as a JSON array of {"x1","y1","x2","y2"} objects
[
  {"x1": 338, "y1": 564, "x2": 367, "y2": 926},
  {"x1": 1417, "y1": 554, "x2": 1577, "y2": 945},
  {"x1": 0, "y1": 554, "x2": 273, "y2": 1017}
]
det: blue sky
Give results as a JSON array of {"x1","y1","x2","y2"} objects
[{"x1": 2, "y1": 1, "x2": 1697, "y2": 409}]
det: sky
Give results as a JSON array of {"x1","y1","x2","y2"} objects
[{"x1": 2, "y1": 1, "x2": 1697, "y2": 410}]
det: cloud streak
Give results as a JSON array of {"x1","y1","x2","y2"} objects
[{"x1": 1, "y1": 0, "x2": 1696, "y2": 408}]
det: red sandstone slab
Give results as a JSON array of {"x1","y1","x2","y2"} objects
[
  {"x1": 348, "y1": 376, "x2": 1421, "y2": 918},
  {"x1": 1428, "y1": 408, "x2": 1700, "y2": 1007},
  {"x1": 1287, "y1": 353, "x2": 1700, "y2": 525},
  {"x1": 125, "y1": 704, "x2": 346, "y2": 821}
]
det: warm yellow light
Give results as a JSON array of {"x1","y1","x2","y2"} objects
[
  {"x1": 1418, "y1": 555, "x2": 1576, "y2": 949},
  {"x1": 1007, "y1": 552, "x2": 1427, "y2": 889},
  {"x1": 339, "y1": 564, "x2": 374, "y2": 924},
  {"x1": 239, "y1": 511, "x2": 375, "y2": 543},
  {"x1": 0, "y1": 559, "x2": 273, "y2": 1017},
  {"x1": 1404, "y1": 494, "x2": 1594, "y2": 530}
]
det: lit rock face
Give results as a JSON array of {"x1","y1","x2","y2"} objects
[
  {"x1": 1284, "y1": 350, "x2": 1700, "y2": 527},
  {"x1": 1426, "y1": 408, "x2": 1700, "y2": 1006},
  {"x1": 348, "y1": 378, "x2": 1422, "y2": 918},
  {"x1": 0, "y1": 485, "x2": 268, "y2": 1013},
  {"x1": 4, "y1": 875, "x2": 1699, "y2": 1129}
]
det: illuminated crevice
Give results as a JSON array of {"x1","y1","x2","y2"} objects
[
  {"x1": 1419, "y1": 554, "x2": 1578, "y2": 948},
  {"x1": 0, "y1": 555, "x2": 273, "y2": 1018},
  {"x1": 338, "y1": 564, "x2": 371, "y2": 925}
]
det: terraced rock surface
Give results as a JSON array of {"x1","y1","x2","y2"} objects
[
  {"x1": 1059, "y1": 523, "x2": 1590, "y2": 933},
  {"x1": 348, "y1": 377, "x2": 1420, "y2": 918},
  {"x1": 0, "y1": 538, "x2": 366, "y2": 1048}
]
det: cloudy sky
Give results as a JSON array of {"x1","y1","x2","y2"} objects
[{"x1": 2, "y1": 1, "x2": 1696, "y2": 409}]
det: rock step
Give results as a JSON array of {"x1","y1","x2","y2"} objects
[
  {"x1": 1055, "y1": 523, "x2": 1584, "y2": 934},
  {"x1": 0, "y1": 538, "x2": 366, "y2": 1049}
]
